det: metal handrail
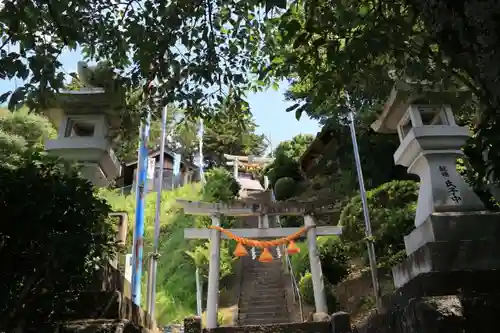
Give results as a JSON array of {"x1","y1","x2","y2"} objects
[
  {"x1": 283, "y1": 241, "x2": 304, "y2": 321},
  {"x1": 273, "y1": 191, "x2": 304, "y2": 322}
]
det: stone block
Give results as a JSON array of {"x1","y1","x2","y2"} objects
[
  {"x1": 392, "y1": 240, "x2": 500, "y2": 288},
  {"x1": 59, "y1": 319, "x2": 147, "y2": 333},
  {"x1": 184, "y1": 316, "x2": 202, "y2": 333},
  {"x1": 330, "y1": 312, "x2": 351, "y2": 333},
  {"x1": 403, "y1": 296, "x2": 464, "y2": 333},
  {"x1": 404, "y1": 211, "x2": 500, "y2": 255},
  {"x1": 359, "y1": 293, "x2": 500, "y2": 333},
  {"x1": 206, "y1": 322, "x2": 331, "y2": 333},
  {"x1": 313, "y1": 312, "x2": 331, "y2": 322}
]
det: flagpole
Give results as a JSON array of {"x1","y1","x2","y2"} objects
[
  {"x1": 196, "y1": 117, "x2": 204, "y2": 316},
  {"x1": 131, "y1": 110, "x2": 151, "y2": 306},
  {"x1": 198, "y1": 118, "x2": 205, "y2": 185},
  {"x1": 347, "y1": 111, "x2": 382, "y2": 311},
  {"x1": 146, "y1": 104, "x2": 168, "y2": 316}
]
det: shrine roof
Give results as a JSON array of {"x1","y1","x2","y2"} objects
[{"x1": 298, "y1": 125, "x2": 341, "y2": 179}]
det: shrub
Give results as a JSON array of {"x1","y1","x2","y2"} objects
[
  {"x1": 290, "y1": 236, "x2": 349, "y2": 286},
  {"x1": 317, "y1": 236, "x2": 349, "y2": 285},
  {"x1": 339, "y1": 180, "x2": 418, "y2": 268},
  {"x1": 299, "y1": 272, "x2": 315, "y2": 305},
  {"x1": 0, "y1": 157, "x2": 116, "y2": 331},
  {"x1": 279, "y1": 215, "x2": 303, "y2": 227},
  {"x1": 298, "y1": 272, "x2": 338, "y2": 313},
  {"x1": 274, "y1": 177, "x2": 298, "y2": 200},
  {"x1": 203, "y1": 167, "x2": 240, "y2": 202}
]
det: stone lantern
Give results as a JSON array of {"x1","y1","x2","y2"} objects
[
  {"x1": 364, "y1": 81, "x2": 500, "y2": 331},
  {"x1": 371, "y1": 81, "x2": 484, "y2": 229},
  {"x1": 44, "y1": 88, "x2": 122, "y2": 187}
]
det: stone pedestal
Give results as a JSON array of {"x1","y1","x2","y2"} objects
[
  {"x1": 393, "y1": 240, "x2": 500, "y2": 288},
  {"x1": 359, "y1": 294, "x2": 500, "y2": 333},
  {"x1": 393, "y1": 211, "x2": 500, "y2": 289},
  {"x1": 403, "y1": 211, "x2": 500, "y2": 255},
  {"x1": 367, "y1": 210, "x2": 500, "y2": 333}
]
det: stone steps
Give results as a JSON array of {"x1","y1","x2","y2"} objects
[
  {"x1": 236, "y1": 213, "x2": 291, "y2": 326},
  {"x1": 238, "y1": 258, "x2": 290, "y2": 325},
  {"x1": 60, "y1": 319, "x2": 142, "y2": 333},
  {"x1": 241, "y1": 288, "x2": 286, "y2": 298},
  {"x1": 240, "y1": 316, "x2": 290, "y2": 326},
  {"x1": 239, "y1": 303, "x2": 287, "y2": 312}
]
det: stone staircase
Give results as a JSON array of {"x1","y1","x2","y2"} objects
[
  {"x1": 238, "y1": 250, "x2": 290, "y2": 326},
  {"x1": 236, "y1": 214, "x2": 291, "y2": 326}
]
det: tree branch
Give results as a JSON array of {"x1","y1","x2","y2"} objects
[{"x1": 0, "y1": 36, "x2": 12, "y2": 51}]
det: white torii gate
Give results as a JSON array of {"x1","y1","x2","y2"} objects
[
  {"x1": 224, "y1": 154, "x2": 274, "y2": 180},
  {"x1": 179, "y1": 199, "x2": 342, "y2": 329}
]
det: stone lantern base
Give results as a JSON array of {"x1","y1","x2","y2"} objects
[
  {"x1": 362, "y1": 210, "x2": 500, "y2": 333},
  {"x1": 393, "y1": 211, "x2": 500, "y2": 288}
]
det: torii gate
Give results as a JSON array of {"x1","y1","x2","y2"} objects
[
  {"x1": 224, "y1": 154, "x2": 274, "y2": 184},
  {"x1": 179, "y1": 199, "x2": 342, "y2": 329}
]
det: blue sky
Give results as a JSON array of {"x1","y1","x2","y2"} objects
[{"x1": 0, "y1": 49, "x2": 321, "y2": 147}]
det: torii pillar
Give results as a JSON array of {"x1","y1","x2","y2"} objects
[
  {"x1": 205, "y1": 213, "x2": 221, "y2": 329},
  {"x1": 304, "y1": 214, "x2": 328, "y2": 314}
]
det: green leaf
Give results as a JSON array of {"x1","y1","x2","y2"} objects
[
  {"x1": 295, "y1": 108, "x2": 303, "y2": 121},
  {"x1": 286, "y1": 103, "x2": 300, "y2": 113},
  {"x1": 0, "y1": 91, "x2": 12, "y2": 104},
  {"x1": 359, "y1": 5, "x2": 370, "y2": 16},
  {"x1": 8, "y1": 87, "x2": 25, "y2": 111}
]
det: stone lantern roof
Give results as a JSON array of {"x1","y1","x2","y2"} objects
[
  {"x1": 43, "y1": 88, "x2": 123, "y2": 132},
  {"x1": 371, "y1": 80, "x2": 470, "y2": 133}
]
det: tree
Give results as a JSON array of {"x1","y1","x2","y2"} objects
[
  {"x1": 266, "y1": 133, "x2": 314, "y2": 187},
  {"x1": 203, "y1": 167, "x2": 240, "y2": 202},
  {"x1": 0, "y1": 106, "x2": 116, "y2": 331},
  {"x1": 149, "y1": 99, "x2": 268, "y2": 167},
  {"x1": 0, "y1": 107, "x2": 56, "y2": 167},
  {"x1": 0, "y1": 0, "x2": 283, "y2": 119},
  {"x1": 316, "y1": 117, "x2": 414, "y2": 200},
  {"x1": 402, "y1": 0, "x2": 500, "y2": 198},
  {"x1": 260, "y1": 1, "x2": 466, "y2": 121},
  {"x1": 258, "y1": 0, "x2": 498, "y2": 197},
  {"x1": 4, "y1": 0, "x2": 500, "y2": 194},
  {"x1": 0, "y1": 155, "x2": 116, "y2": 332},
  {"x1": 202, "y1": 111, "x2": 268, "y2": 167}
]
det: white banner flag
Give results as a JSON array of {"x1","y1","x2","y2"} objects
[{"x1": 147, "y1": 157, "x2": 156, "y2": 179}]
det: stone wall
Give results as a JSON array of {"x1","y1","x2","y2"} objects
[
  {"x1": 355, "y1": 269, "x2": 500, "y2": 333},
  {"x1": 27, "y1": 261, "x2": 157, "y2": 333},
  {"x1": 356, "y1": 293, "x2": 500, "y2": 333}
]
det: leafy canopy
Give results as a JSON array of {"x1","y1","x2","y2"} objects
[
  {"x1": 0, "y1": 107, "x2": 56, "y2": 167},
  {"x1": 0, "y1": 0, "x2": 287, "y2": 118},
  {"x1": 259, "y1": 0, "x2": 500, "y2": 199},
  {"x1": 265, "y1": 133, "x2": 313, "y2": 186}
]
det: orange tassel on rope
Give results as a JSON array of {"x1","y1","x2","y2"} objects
[
  {"x1": 259, "y1": 248, "x2": 274, "y2": 262},
  {"x1": 234, "y1": 242, "x2": 248, "y2": 257},
  {"x1": 287, "y1": 241, "x2": 300, "y2": 255}
]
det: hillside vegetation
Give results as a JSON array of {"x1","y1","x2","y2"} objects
[{"x1": 101, "y1": 168, "x2": 240, "y2": 325}]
